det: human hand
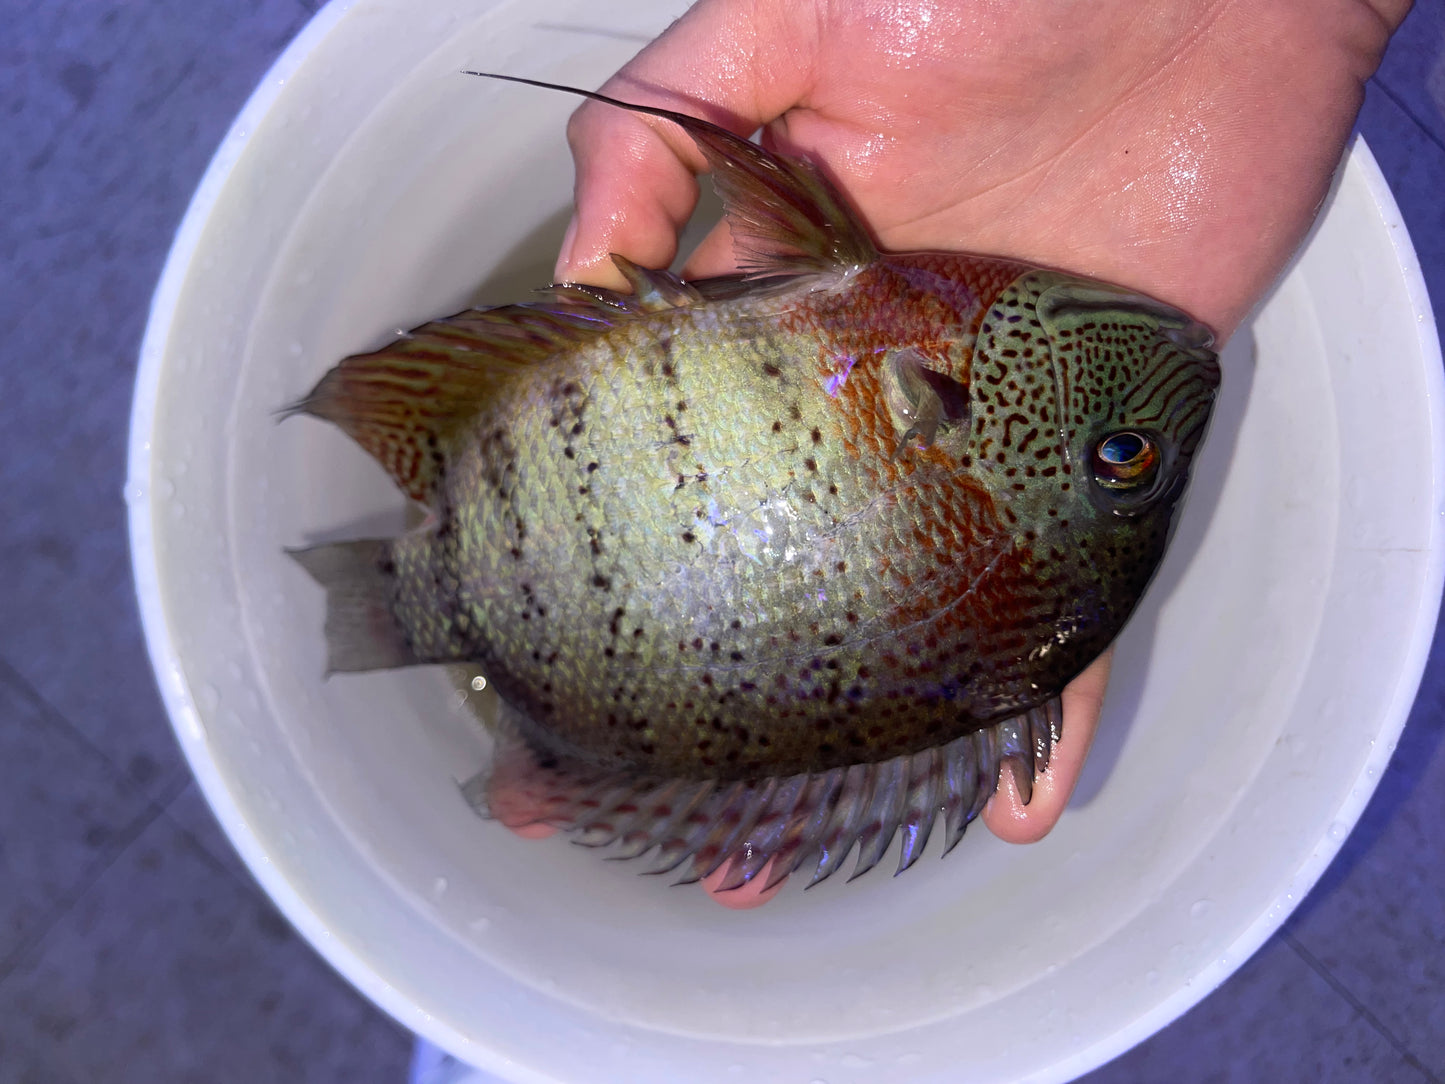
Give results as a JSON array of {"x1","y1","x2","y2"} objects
[{"x1": 542, "y1": 0, "x2": 1407, "y2": 903}]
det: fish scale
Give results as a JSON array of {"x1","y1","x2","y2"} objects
[{"x1": 289, "y1": 74, "x2": 1219, "y2": 890}]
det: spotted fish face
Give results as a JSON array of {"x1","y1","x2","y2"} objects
[
  {"x1": 953, "y1": 270, "x2": 1221, "y2": 702},
  {"x1": 965, "y1": 271, "x2": 1218, "y2": 513},
  {"x1": 1036, "y1": 275, "x2": 1219, "y2": 514}
]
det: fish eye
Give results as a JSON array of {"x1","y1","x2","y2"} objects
[{"x1": 1091, "y1": 430, "x2": 1159, "y2": 490}]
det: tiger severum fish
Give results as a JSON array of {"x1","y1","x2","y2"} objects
[{"x1": 290, "y1": 74, "x2": 1220, "y2": 894}]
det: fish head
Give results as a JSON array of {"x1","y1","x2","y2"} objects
[
  {"x1": 1032, "y1": 274, "x2": 1220, "y2": 524},
  {"x1": 947, "y1": 269, "x2": 1222, "y2": 693}
]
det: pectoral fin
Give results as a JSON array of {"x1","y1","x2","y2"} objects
[{"x1": 884, "y1": 347, "x2": 972, "y2": 456}]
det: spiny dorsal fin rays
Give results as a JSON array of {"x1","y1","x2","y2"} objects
[
  {"x1": 609, "y1": 254, "x2": 704, "y2": 310},
  {"x1": 464, "y1": 72, "x2": 880, "y2": 279}
]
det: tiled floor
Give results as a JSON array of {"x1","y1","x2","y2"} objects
[{"x1": 2, "y1": 3, "x2": 1442, "y2": 1082}]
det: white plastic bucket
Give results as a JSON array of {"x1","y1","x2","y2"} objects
[{"x1": 128, "y1": 2, "x2": 1445, "y2": 1081}]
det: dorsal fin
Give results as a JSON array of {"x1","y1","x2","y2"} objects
[
  {"x1": 285, "y1": 294, "x2": 653, "y2": 503},
  {"x1": 609, "y1": 254, "x2": 704, "y2": 310},
  {"x1": 464, "y1": 72, "x2": 880, "y2": 278}
]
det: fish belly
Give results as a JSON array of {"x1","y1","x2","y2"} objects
[{"x1": 425, "y1": 303, "x2": 1053, "y2": 779}]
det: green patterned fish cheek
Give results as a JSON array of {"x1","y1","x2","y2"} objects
[{"x1": 941, "y1": 270, "x2": 1221, "y2": 708}]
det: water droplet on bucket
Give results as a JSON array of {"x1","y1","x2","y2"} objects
[
  {"x1": 432, "y1": 876, "x2": 448, "y2": 900},
  {"x1": 199, "y1": 683, "x2": 220, "y2": 712},
  {"x1": 156, "y1": 478, "x2": 175, "y2": 499},
  {"x1": 468, "y1": 915, "x2": 491, "y2": 933},
  {"x1": 123, "y1": 480, "x2": 146, "y2": 505},
  {"x1": 1190, "y1": 899, "x2": 1213, "y2": 920},
  {"x1": 1146, "y1": 969, "x2": 1160, "y2": 986},
  {"x1": 840, "y1": 1054, "x2": 872, "y2": 1068},
  {"x1": 471, "y1": 675, "x2": 487, "y2": 691}
]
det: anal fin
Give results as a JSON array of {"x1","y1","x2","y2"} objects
[{"x1": 464, "y1": 697, "x2": 1067, "y2": 894}]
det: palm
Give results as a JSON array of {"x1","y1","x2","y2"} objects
[
  {"x1": 769, "y1": 0, "x2": 1392, "y2": 336},
  {"x1": 565, "y1": 0, "x2": 1397, "y2": 336}
]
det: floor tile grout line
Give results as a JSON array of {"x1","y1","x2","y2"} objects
[
  {"x1": 1282, "y1": 930, "x2": 1443, "y2": 1084},
  {"x1": 1371, "y1": 73, "x2": 1445, "y2": 157},
  {"x1": 0, "y1": 650, "x2": 169, "y2": 793},
  {"x1": 156, "y1": 786, "x2": 268, "y2": 892},
  {"x1": 0, "y1": 796, "x2": 172, "y2": 986},
  {"x1": 0, "y1": 653, "x2": 192, "y2": 984}
]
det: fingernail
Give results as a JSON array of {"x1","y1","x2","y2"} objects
[{"x1": 553, "y1": 213, "x2": 579, "y2": 283}]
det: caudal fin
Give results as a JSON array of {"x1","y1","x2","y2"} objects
[{"x1": 289, "y1": 539, "x2": 421, "y2": 673}]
